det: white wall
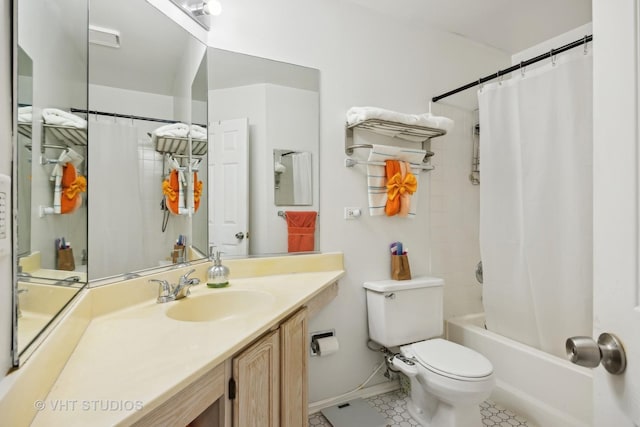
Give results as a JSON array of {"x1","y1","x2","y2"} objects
[
  {"x1": 0, "y1": 0, "x2": 13, "y2": 373},
  {"x1": 200, "y1": 0, "x2": 510, "y2": 401},
  {"x1": 429, "y1": 104, "x2": 484, "y2": 319},
  {"x1": 262, "y1": 84, "x2": 319, "y2": 253}
]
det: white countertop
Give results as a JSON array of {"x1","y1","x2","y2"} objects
[{"x1": 30, "y1": 268, "x2": 343, "y2": 426}]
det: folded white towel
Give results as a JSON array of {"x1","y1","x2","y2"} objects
[
  {"x1": 347, "y1": 106, "x2": 454, "y2": 133},
  {"x1": 153, "y1": 122, "x2": 190, "y2": 138},
  {"x1": 367, "y1": 144, "x2": 426, "y2": 217},
  {"x1": 42, "y1": 108, "x2": 87, "y2": 129},
  {"x1": 18, "y1": 106, "x2": 32, "y2": 123},
  {"x1": 190, "y1": 124, "x2": 207, "y2": 140}
]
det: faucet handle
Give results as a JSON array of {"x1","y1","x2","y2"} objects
[
  {"x1": 180, "y1": 268, "x2": 197, "y2": 283},
  {"x1": 149, "y1": 279, "x2": 174, "y2": 303}
]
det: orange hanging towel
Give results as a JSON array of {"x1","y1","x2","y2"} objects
[
  {"x1": 193, "y1": 171, "x2": 203, "y2": 212},
  {"x1": 386, "y1": 161, "x2": 417, "y2": 217},
  {"x1": 60, "y1": 163, "x2": 86, "y2": 214},
  {"x1": 162, "y1": 170, "x2": 180, "y2": 215},
  {"x1": 384, "y1": 160, "x2": 401, "y2": 216},
  {"x1": 285, "y1": 211, "x2": 317, "y2": 252}
]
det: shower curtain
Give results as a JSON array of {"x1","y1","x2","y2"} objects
[
  {"x1": 478, "y1": 53, "x2": 593, "y2": 359},
  {"x1": 292, "y1": 151, "x2": 312, "y2": 205},
  {"x1": 88, "y1": 119, "x2": 145, "y2": 280}
]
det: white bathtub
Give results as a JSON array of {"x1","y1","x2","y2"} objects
[{"x1": 446, "y1": 313, "x2": 592, "y2": 427}]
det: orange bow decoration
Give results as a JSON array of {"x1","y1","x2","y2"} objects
[
  {"x1": 386, "y1": 171, "x2": 417, "y2": 201},
  {"x1": 63, "y1": 176, "x2": 87, "y2": 200},
  {"x1": 162, "y1": 179, "x2": 178, "y2": 202}
]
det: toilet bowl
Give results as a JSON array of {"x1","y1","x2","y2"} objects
[
  {"x1": 399, "y1": 338, "x2": 494, "y2": 427},
  {"x1": 363, "y1": 277, "x2": 495, "y2": 427}
]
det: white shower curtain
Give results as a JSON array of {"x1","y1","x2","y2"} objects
[
  {"x1": 292, "y1": 151, "x2": 312, "y2": 205},
  {"x1": 478, "y1": 53, "x2": 593, "y2": 358},
  {"x1": 88, "y1": 119, "x2": 145, "y2": 280}
]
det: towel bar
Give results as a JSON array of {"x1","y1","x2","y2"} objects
[
  {"x1": 277, "y1": 211, "x2": 320, "y2": 219},
  {"x1": 344, "y1": 158, "x2": 434, "y2": 172}
]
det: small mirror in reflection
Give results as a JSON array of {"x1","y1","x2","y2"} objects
[{"x1": 273, "y1": 149, "x2": 312, "y2": 206}]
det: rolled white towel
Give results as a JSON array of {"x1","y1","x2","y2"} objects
[
  {"x1": 190, "y1": 124, "x2": 207, "y2": 140},
  {"x1": 42, "y1": 108, "x2": 87, "y2": 129},
  {"x1": 346, "y1": 106, "x2": 454, "y2": 133},
  {"x1": 152, "y1": 122, "x2": 190, "y2": 138},
  {"x1": 18, "y1": 106, "x2": 32, "y2": 123}
]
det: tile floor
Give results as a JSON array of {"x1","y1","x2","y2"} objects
[{"x1": 309, "y1": 389, "x2": 531, "y2": 427}]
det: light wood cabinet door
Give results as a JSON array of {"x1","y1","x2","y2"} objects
[
  {"x1": 232, "y1": 329, "x2": 280, "y2": 427},
  {"x1": 280, "y1": 307, "x2": 308, "y2": 427}
]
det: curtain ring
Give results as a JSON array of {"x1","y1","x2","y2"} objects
[
  {"x1": 498, "y1": 71, "x2": 503, "y2": 86},
  {"x1": 478, "y1": 77, "x2": 484, "y2": 92},
  {"x1": 520, "y1": 61, "x2": 525, "y2": 77},
  {"x1": 550, "y1": 48, "x2": 556, "y2": 66}
]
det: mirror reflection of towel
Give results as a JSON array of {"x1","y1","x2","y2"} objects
[{"x1": 285, "y1": 211, "x2": 317, "y2": 252}]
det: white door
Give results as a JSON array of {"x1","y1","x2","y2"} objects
[
  {"x1": 209, "y1": 118, "x2": 249, "y2": 256},
  {"x1": 591, "y1": 1, "x2": 640, "y2": 425}
]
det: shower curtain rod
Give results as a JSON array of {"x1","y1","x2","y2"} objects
[
  {"x1": 431, "y1": 34, "x2": 593, "y2": 103},
  {"x1": 69, "y1": 108, "x2": 207, "y2": 128}
]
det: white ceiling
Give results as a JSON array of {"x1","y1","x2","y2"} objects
[
  {"x1": 343, "y1": 0, "x2": 592, "y2": 54},
  {"x1": 89, "y1": 0, "x2": 191, "y2": 96},
  {"x1": 90, "y1": 0, "x2": 592, "y2": 98}
]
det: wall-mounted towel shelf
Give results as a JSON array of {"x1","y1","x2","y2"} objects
[
  {"x1": 151, "y1": 134, "x2": 208, "y2": 156},
  {"x1": 42, "y1": 124, "x2": 87, "y2": 150},
  {"x1": 18, "y1": 123, "x2": 32, "y2": 139},
  {"x1": 345, "y1": 119, "x2": 446, "y2": 163}
]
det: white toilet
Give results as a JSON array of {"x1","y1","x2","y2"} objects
[{"x1": 364, "y1": 277, "x2": 495, "y2": 427}]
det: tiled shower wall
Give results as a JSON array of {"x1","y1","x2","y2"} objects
[{"x1": 429, "y1": 104, "x2": 484, "y2": 320}]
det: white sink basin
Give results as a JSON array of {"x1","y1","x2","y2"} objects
[{"x1": 165, "y1": 289, "x2": 277, "y2": 322}]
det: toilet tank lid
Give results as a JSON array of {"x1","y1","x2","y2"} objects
[{"x1": 363, "y1": 276, "x2": 444, "y2": 292}]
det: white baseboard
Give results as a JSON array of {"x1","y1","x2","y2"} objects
[{"x1": 308, "y1": 380, "x2": 401, "y2": 414}]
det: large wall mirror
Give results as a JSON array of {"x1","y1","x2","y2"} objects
[
  {"x1": 87, "y1": 0, "x2": 207, "y2": 282},
  {"x1": 206, "y1": 48, "x2": 320, "y2": 256},
  {"x1": 12, "y1": 0, "x2": 320, "y2": 365},
  {"x1": 14, "y1": 0, "x2": 89, "y2": 362}
]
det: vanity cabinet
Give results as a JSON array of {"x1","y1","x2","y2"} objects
[
  {"x1": 231, "y1": 307, "x2": 308, "y2": 427},
  {"x1": 232, "y1": 329, "x2": 280, "y2": 427}
]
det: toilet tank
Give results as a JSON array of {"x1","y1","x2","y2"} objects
[{"x1": 364, "y1": 276, "x2": 444, "y2": 347}]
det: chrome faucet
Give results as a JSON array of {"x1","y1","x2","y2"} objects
[{"x1": 149, "y1": 269, "x2": 200, "y2": 303}]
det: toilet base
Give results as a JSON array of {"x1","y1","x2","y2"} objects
[{"x1": 407, "y1": 377, "x2": 484, "y2": 427}]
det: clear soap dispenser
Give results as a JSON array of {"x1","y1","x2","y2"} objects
[{"x1": 207, "y1": 246, "x2": 230, "y2": 288}]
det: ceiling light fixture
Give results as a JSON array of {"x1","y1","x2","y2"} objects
[{"x1": 191, "y1": 0, "x2": 222, "y2": 17}]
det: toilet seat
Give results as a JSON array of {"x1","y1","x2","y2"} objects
[{"x1": 404, "y1": 339, "x2": 493, "y2": 382}]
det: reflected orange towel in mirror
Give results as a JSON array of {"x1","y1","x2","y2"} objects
[
  {"x1": 162, "y1": 170, "x2": 180, "y2": 215},
  {"x1": 285, "y1": 211, "x2": 317, "y2": 252},
  {"x1": 194, "y1": 172, "x2": 203, "y2": 212},
  {"x1": 61, "y1": 163, "x2": 86, "y2": 214}
]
